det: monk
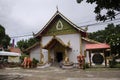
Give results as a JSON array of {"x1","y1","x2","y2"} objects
[
  {"x1": 22, "y1": 57, "x2": 28, "y2": 68},
  {"x1": 22, "y1": 57, "x2": 32, "y2": 68},
  {"x1": 27, "y1": 57, "x2": 32, "y2": 68}
]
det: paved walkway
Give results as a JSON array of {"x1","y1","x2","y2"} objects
[{"x1": 0, "y1": 67, "x2": 120, "y2": 80}]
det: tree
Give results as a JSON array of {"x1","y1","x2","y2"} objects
[
  {"x1": 0, "y1": 25, "x2": 11, "y2": 49},
  {"x1": 0, "y1": 25, "x2": 5, "y2": 43},
  {"x1": 77, "y1": 0, "x2": 120, "y2": 21},
  {"x1": 17, "y1": 39, "x2": 28, "y2": 51},
  {"x1": 17, "y1": 38, "x2": 38, "y2": 52},
  {"x1": 1, "y1": 35, "x2": 11, "y2": 49},
  {"x1": 105, "y1": 24, "x2": 120, "y2": 55},
  {"x1": 27, "y1": 38, "x2": 38, "y2": 47},
  {"x1": 88, "y1": 23, "x2": 120, "y2": 55}
]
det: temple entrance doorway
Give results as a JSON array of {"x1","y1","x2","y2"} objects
[
  {"x1": 56, "y1": 52, "x2": 63, "y2": 63},
  {"x1": 52, "y1": 51, "x2": 64, "y2": 67},
  {"x1": 42, "y1": 36, "x2": 70, "y2": 67}
]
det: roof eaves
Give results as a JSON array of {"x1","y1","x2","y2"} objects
[
  {"x1": 25, "y1": 42, "x2": 40, "y2": 51},
  {"x1": 58, "y1": 12, "x2": 85, "y2": 32},
  {"x1": 34, "y1": 11, "x2": 86, "y2": 38},
  {"x1": 82, "y1": 37, "x2": 101, "y2": 44},
  {"x1": 86, "y1": 43, "x2": 110, "y2": 50},
  {"x1": 43, "y1": 36, "x2": 70, "y2": 49},
  {"x1": 55, "y1": 37, "x2": 68, "y2": 47},
  {"x1": 34, "y1": 11, "x2": 59, "y2": 38}
]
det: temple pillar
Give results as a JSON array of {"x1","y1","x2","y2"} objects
[
  {"x1": 64, "y1": 48, "x2": 67, "y2": 60},
  {"x1": 48, "y1": 49, "x2": 51, "y2": 63},
  {"x1": 39, "y1": 38, "x2": 44, "y2": 64},
  {"x1": 103, "y1": 50, "x2": 107, "y2": 67},
  {"x1": 64, "y1": 48, "x2": 69, "y2": 64},
  {"x1": 89, "y1": 50, "x2": 92, "y2": 67},
  {"x1": 79, "y1": 35, "x2": 82, "y2": 55}
]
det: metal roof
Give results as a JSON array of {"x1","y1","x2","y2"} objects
[{"x1": 0, "y1": 51, "x2": 21, "y2": 56}]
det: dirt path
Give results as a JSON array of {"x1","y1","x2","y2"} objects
[{"x1": 0, "y1": 67, "x2": 120, "y2": 80}]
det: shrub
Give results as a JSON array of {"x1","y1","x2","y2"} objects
[
  {"x1": 32, "y1": 58, "x2": 39, "y2": 67},
  {"x1": 85, "y1": 63, "x2": 90, "y2": 68},
  {"x1": 109, "y1": 57, "x2": 117, "y2": 68},
  {"x1": 83, "y1": 62, "x2": 89, "y2": 69},
  {"x1": 114, "y1": 64, "x2": 120, "y2": 68}
]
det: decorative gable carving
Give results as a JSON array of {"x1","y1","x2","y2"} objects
[{"x1": 56, "y1": 20, "x2": 63, "y2": 30}]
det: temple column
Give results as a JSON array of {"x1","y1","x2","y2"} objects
[
  {"x1": 79, "y1": 35, "x2": 82, "y2": 55},
  {"x1": 64, "y1": 48, "x2": 69, "y2": 63},
  {"x1": 39, "y1": 38, "x2": 44, "y2": 64},
  {"x1": 65, "y1": 48, "x2": 67, "y2": 57},
  {"x1": 89, "y1": 50, "x2": 92, "y2": 67},
  {"x1": 103, "y1": 50, "x2": 107, "y2": 67},
  {"x1": 48, "y1": 49, "x2": 51, "y2": 63}
]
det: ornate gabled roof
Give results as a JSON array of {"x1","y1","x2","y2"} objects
[
  {"x1": 34, "y1": 11, "x2": 86, "y2": 38},
  {"x1": 43, "y1": 36, "x2": 70, "y2": 49}
]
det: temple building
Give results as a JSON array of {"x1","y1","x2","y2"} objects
[{"x1": 26, "y1": 11, "x2": 110, "y2": 67}]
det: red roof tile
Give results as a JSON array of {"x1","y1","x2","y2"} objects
[
  {"x1": 86, "y1": 43, "x2": 110, "y2": 50},
  {"x1": 9, "y1": 47, "x2": 21, "y2": 53}
]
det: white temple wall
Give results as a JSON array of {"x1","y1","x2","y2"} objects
[
  {"x1": 30, "y1": 46, "x2": 40, "y2": 62},
  {"x1": 82, "y1": 40, "x2": 89, "y2": 63},
  {"x1": 41, "y1": 33, "x2": 82, "y2": 63},
  {"x1": 58, "y1": 33, "x2": 81, "y2": 63}
]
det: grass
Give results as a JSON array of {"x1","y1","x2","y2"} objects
[{"x1": 114, "y1": 63, "x2": 120, "y2": 68}]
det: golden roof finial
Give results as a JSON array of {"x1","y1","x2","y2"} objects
[{"x1": 56, "y1": 5, "x2": 59, "y2": 12}]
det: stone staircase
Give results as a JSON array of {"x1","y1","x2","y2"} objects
[{"x1": 51, "y1": 62, "x2": 60, "y2": 67}]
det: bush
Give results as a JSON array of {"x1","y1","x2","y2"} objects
[
  {"x1": 114, "y1": 64, "x2": 120, "y2": 68},
  {"x1": 83, "y1": 63, "x2": 89, "y2": 69},
  {"x1": 109, "y1": 57, "x2": 117, "y2": 68},
  {"x1": 85, "y1": 63, "x2": 90, "y2": 68},
  {"x1": 32, "y1": 58, "x2": 39, "y2": 67}
]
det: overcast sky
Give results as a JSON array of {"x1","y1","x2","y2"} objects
[{"x1": 0, "y1": 0, "x2": 120, "y2": 44}]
